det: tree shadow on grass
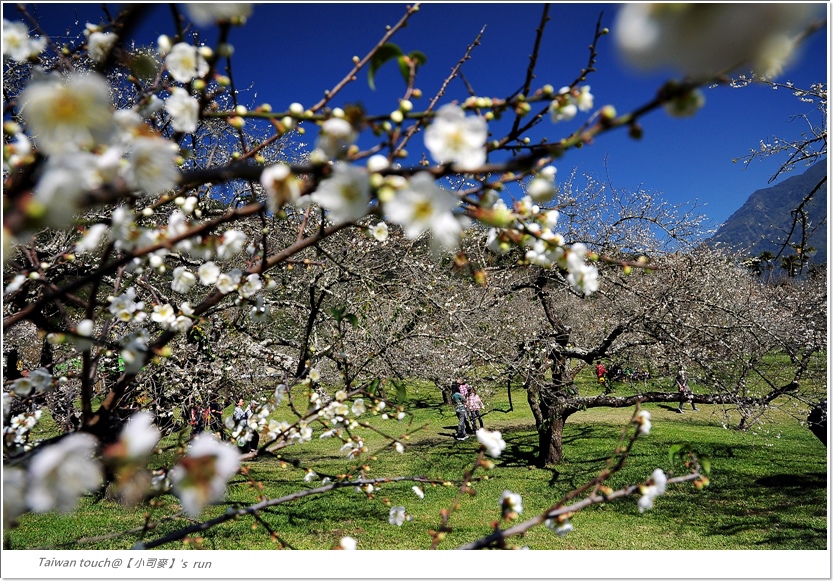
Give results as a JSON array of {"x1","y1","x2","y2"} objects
[{"x1": 692, "y1": 471, "x2": 827, "y2": 549}]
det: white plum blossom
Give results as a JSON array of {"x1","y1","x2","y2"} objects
[
  {"x1": 573, "y1": 86, "x2": 594, "y2": 112},
  {"x1": 198, "y1": 262, "x2": 221, "y2": 285},
  {"x1": 394, "y1": 442, "x2": 405, "y2": 454},
  {"x1": 165, "y1": 87, "x2": 200, "y2": 133},
  {"x1": 120, "y1": 330, "x2": 149, "y2": 374},
  {"x1": 157, "y1": 34, "x2": 173, "y2": 55},
  {"x1": 260, "y1": 163, "x2": 303, "y2": 212},
  {"x1": 239, "y1": 273, "x2": 262, "y2": 299},
  {"x1": 549, "y1": 101, "x2": 577, "y2": 123},
  {"x1": 315, "y1": 118, "x2": 356, "y2": 160},
  {"x1": 476, "y1": 428, "x2": 507, "y2": 458},
  {"x1": 186, "y1": 3, "x2": 253, "y2": 26},
  {"x1": 542, "y1": 209, "x2": 560, "y2": 230},
  {"x1": 32, "y1": 152, "x2": 105, "y2": 228},
  {"x1": 500, "y1": 490, "x2": 523, "y2": 515},
  {"x1": 87, "y1": 31, "x2": 118, "y2": 63},
  {"x1": 384, "y1": 172, "x2": 462, "y2": 252},
  {"x1": 339, "y1": 536, "x2": 357, "y2": 550},
  {"x1": 124, "y1": 137, "x2": 179, "y2": 195},
  {"x1": 636, "y1": 409, "x2": 652, "y2": 435},
  {"x1": 151, "y1": 303, "x2": 177, "y2": 327},
  {"x1": 366, "y1": 154, "x2": 390, "y2": 173},
  {"x1": 10, "y1": 377, "x2": 34, "y2": 398},
  {"x1": 181, "y1": 195, "x2": 198, "y2": 215},
  {"x1": 170, "y1": 434, "x2": 240, "y2": 517},
  {"x1": 72, "y1": 318, "x2": 95, "y2": 351},
  {"x1": 215, "y1": 269, "x2": 242, "y2": 294},
  {"x1": 311, "y1": 163, "x2": 371, "y2": 225},
  {"x1": 108, "y1": 287, "x2": 146, "y2": 323},
  {"x1": 26, "y1": 433, "x2": 103, "y2": 513},
  {"x1": 27, "y1": 367, "x2": 54, "y2": 393},
  {"x1": 527, "y1": 177, "x2": 556, "y2": 203},
  {"x1": 388, "y1": 505, "x2": 407, "y2": 526},
  {"x1": 371, "y1": 221, "x2": 389, "y2": 242},
  {"x1": 5, "y1": 274, "x2": 27, "y2": 295},
  {"x1": 424, "y1": 103, "x2": 487, "y2": 170},
  {"x1": 75, "y1": 224, "x2": 109, "y2": 254},
  {"x1": 274, "y1": 384, "x2": 287, "y2": 406},
  {"x1": 614, "y1": 3, "x2": 819, "y2": 78},
  {"x1": 652, "y1": 468, "x2": 668, "y2": 495},
  {"x1": 545, "y1": 517, "x2": 574, "y2": 536},
  {"x1": 638, "y1": 468, "x2": 668, "y2": 513},
  {"x1": 412, "y1": 485, "x2": 424, "y2": 499},
  {"x1": 566, "y1": 262, "x2": 600, "y2": 296},
  {"x1": 216, "y1": 230, "x2": 247, "y2": 259},
  {"x1": 3, "y1": 19, "x2": 46, "y2": 62},
  {"x1": 170, "y1": 314, "x2": 193, "y2": 332},
  {"x1": 341, "y1": 439, "x2": 366, "y2": 459},
  {"x1": 150, "y1": 469, "x2": 171, "y2": 493},
  {"x1": 303, "y1": 470, "x2": 318, "y2": 483},
  {"x1": 351, "y1": 399, "x2": 366, "y2": 416},
  {"x1": 20, "y1": 73, "x2": 116, "y2": 154},
  {"x1": 171, "y1": 266, "x2": 197, "y2": 294},
  {"x1": 118, "y1": 411, "x2": 161, "y2": 459},
  {"x1": 165, "y1": 42, "x2": 209, "y2": 84},
  {"x1": 138, "y1": 94, "x2": 164, "y2": 117}
]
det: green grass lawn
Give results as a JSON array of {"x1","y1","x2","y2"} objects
[{"x1": 5, "y1": 374, "x2": 827, "y2": 550}]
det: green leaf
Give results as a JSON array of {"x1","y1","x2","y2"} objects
[
  {"x1": 700, "y1": 455, "x2": 711, "y2": 475},
  {"x1": 368, "y1": 43, "x2": 403, "y2": 91},
  {"x1": 396, "y1": 51, "x2": 428, "y2": 85},
  {"x1": 328, "y1": 306, "x2": 345, "y2": 323},
  {"x1": 396, "y1": 56, "x2": 410, "y2": 84},
  {"x1": 394, "y1": 380, "x2": 407, "y2": 403},
  {"x1": 366, "y1": 378, "x2": 381, "y2": 396},
  {"x1": 344, "y1": 313, "x2": 359, "y2": 328},
  {"x1": 668, "y1": 443, "x2": 687, "y2": 464},
  {"x1": 408, "y1": 50, "x2": 427, "y2": 67}
]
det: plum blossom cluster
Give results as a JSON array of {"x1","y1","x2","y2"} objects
[
  {"x1": 637, "y1": 468, "x2": 668, "y2": 513},
  {"x1": 11, "y1": 72, "x2": 181, "y2": 232},
  {"x1": 500, "y1": 490, "x2": 523, "y2": 520},
  {"x1": 485, "y1": 186, "x2": 600, "y2": 296},
  {"x1": 1, "y1": 405, "x2": 242, "y2": 529},
  {"x1": 549, "y1": 85, "x2": 595, "y2": 123},
  {"x1": 3, "y1": 409, "x2": 43, "y2": 453},
  {"x1": 259, "y1": 104, "x2": 601, "y2": 292},
  {"x1": 170, "y1": 433, "x2": 241, "y2": 517}
]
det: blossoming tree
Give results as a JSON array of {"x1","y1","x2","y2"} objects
[{"x1": 1, "y1": 2, "x2": 826, "y2": 549}]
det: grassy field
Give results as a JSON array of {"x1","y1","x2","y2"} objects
[{"x1": 5, "y1": 370, "x2": 827, "y2": 551}]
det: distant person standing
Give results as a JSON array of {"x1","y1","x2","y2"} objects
[
  {"x1": 189, "y1": 404, "x2": 205, "y2": 435},
  {"x1": 596, "y1": 362, "x2": 607, "y2": 384},
  {"x1": 465, "y1": 386, "x2": 485, "y2": 432},
  {"x1": 208, "y1": 397, "x2": 224, "y2": 439},
  {"x1": 233, "y1": 398, "x2": 252, "y2": 451},
  {"x1": 457, "y1": 379, "x2": 476, "y2": 433},
  {"x1": 676, "y1": 368, "x2": 698, "y2": 413},
  {"x1": 451, "y1": 385, "x2": 469, "y2": 441}
]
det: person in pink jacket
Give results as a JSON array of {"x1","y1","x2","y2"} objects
[{"x1": 465, "y1": 386, "x2": 485, "y2": 432}]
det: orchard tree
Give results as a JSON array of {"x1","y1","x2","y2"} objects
[{"x1": 2, "y1": 3, "x2": 826, "y2": 549}]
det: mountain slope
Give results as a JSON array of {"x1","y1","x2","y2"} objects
[{"x1": 708, "y1": 159, "x2": 828, "y2": 266}]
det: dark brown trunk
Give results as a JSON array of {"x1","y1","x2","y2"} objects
[{"x1": 537, "y1": 411, "x2": 566, "y2": 466}]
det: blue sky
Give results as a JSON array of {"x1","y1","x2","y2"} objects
[{"x1": 8, "y1": 2, "x2": 831, "y2": 230}]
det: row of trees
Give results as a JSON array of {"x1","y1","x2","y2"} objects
[{"x1": 2, "y1": 3, "x2": 827, "y2": 549}]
